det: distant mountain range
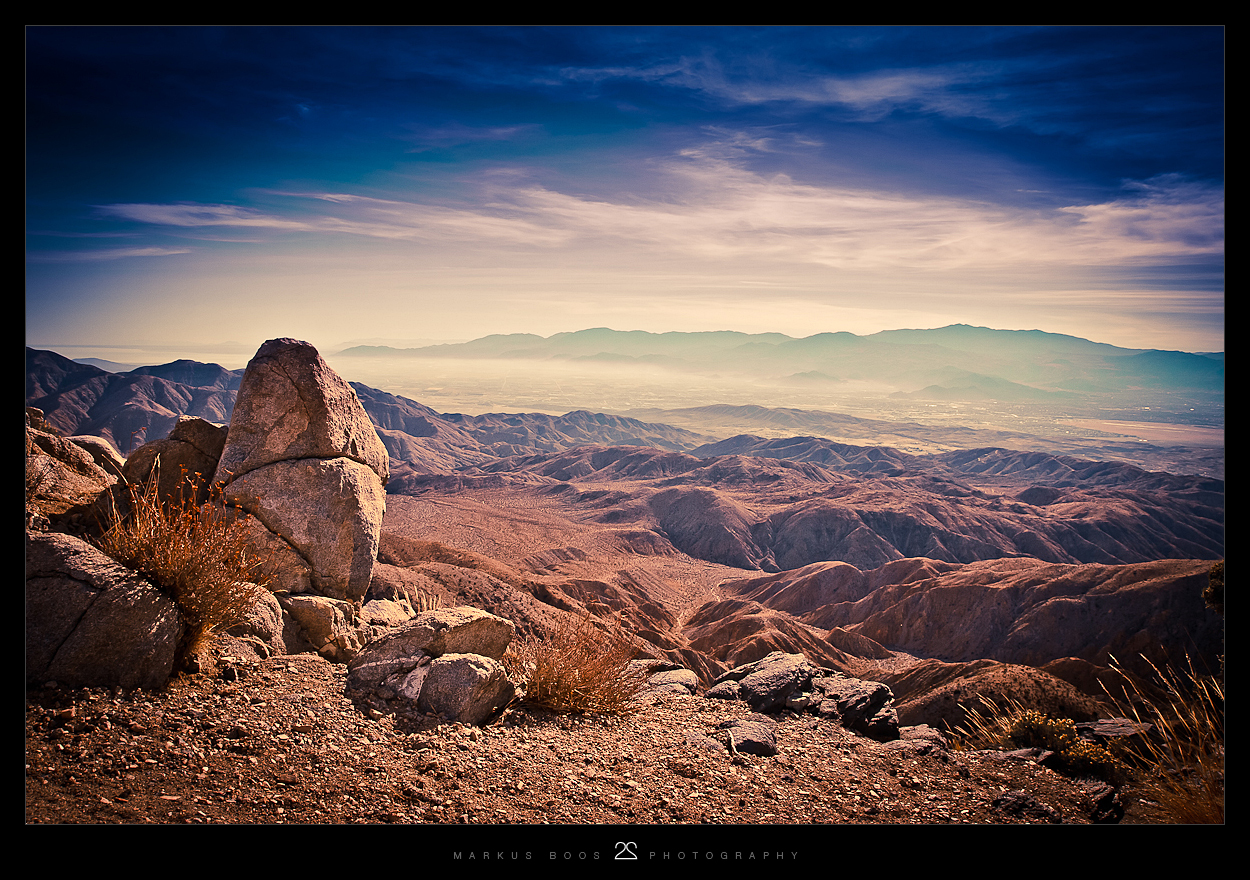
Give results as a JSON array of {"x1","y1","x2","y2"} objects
[
  {"x1": 25, "y1": 348, "x2": 242, "y2": 455},
  {"x1": 335, "y1": 325, "x2": 1224, "y2": 397}
]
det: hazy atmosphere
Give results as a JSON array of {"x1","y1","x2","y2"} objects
[{"x1": 27, "y1": 26, "x2": 1223, "y2": 366}]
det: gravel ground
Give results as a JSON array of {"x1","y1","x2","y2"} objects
[{"x1": 26, "y1": 648, "x2": 1137, "y2": 838}]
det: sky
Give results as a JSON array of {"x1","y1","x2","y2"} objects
[{"x1": 26, "y1": 26, "x2": 1224, "y2": 365}]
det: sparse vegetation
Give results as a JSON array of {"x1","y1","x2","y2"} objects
[
  {"x1": 411, "y1": 589, "x2": 441, "y2": 613},
  {"x1": 952, "y1": 652, "x2": 1225, "y2": 822},
  {"x1": 94, "y1": 462, "x2": 271, "y2": 660},
  {"x1": 1204, "y1": 560, "x2": 1224, "y2": 615},
  {"x1": 1101, "y1": 655, "x2": 1224, "y2": 824},
  {"x1": 505, "y1": 612, "x2": 647, "y2": 715},
  {"x1": 950, "y1": 699, "x2": 1126, "y2": 783}
]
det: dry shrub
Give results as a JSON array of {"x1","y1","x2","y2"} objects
[
  {"x1": 505, "y1": 613, "x2": 647, "y2": 715},
  {"x1": 1101, "y1": 654, "x2": 1224, "y2": 824},
  {"x1": 950, "y1": 699, "x2": 1126, "y2": 784},
  {"x1": 94, "y1": 462, "x2": 270, "y2": 659}
]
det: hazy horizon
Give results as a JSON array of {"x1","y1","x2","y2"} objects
[
  {"x1": 27, "y1": 27, "x2": 1223, "y2": 357},
  {"x1": 26, "y1": 318, "x2": 1227, "y2": 377},
  {"x1": 27, "y1": 324, "x2": 1224, "y2": 454}
]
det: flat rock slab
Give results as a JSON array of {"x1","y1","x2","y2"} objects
[{"x1": 647, "y1": 669, "x2": 701, "y2": 696}]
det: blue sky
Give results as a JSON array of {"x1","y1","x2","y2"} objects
[{"x1": 26, "y1": 26, "x2": 1224, "y2": 362}]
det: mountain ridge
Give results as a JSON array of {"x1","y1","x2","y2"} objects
[{"x1": 331, "y1": 325, "x2": 1223, "y2": 401}]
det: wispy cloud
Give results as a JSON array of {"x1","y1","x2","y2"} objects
[
  {"x1": 560, "y1": 50, "x2": 1002, "y2": 122},
  {"x1": 705, "y1": 67, "x2": 995, "y2": 121},
  {"x1": 98, "y1": 154, "x2": 1222, "y2": 276},
  {"x1": 400, "y1": 122, "x2": 542, "y2": 152},
  {"x1": 97, "y1": 203, "x2": 311, "y2": 229},
  {"x1": 1058, "y1": 174, "x2": 1224, "y2": 256},
  {"x1": 28, "y1": 246, "x2": 194, "y2": 262}
]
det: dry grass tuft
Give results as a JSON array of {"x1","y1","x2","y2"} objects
[
  {"x1": 951, "y1": 694, "x2": 1047, "y2": 751},
  {"x1": 505, "y1": 612, "x2": 647, "y2": 715},
  {"x1": 94, "y1": 462, "x2": 270, "y2": 659},
  {"x1": 1101, "y1": 654, "x2": 1224, "y2": 824},
  {"x1": 952, "y1": 653, "x2": 1225, "y2": 821},
  {"x1": 411, "y1": 590, "x2": 441, "y2": 613},
  {"x1": 950, "y1": 698, "x2": 1126, "y2": 783}
]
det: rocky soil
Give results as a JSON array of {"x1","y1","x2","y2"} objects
[{"x1": 26, "y1": 648, "x2": 1148, "y2": 828}]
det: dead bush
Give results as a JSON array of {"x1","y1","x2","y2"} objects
[
  {"x1": 94, "y1": 461, "x2": 270, "y2": 659},
  {"x1": 505, "y1": 613, "x2": 646, "y2": 715}
]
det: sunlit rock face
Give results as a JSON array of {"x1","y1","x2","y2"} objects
[
  {"x1": 214, "y1": 338, "x2": 389, "y2": 604},
  {"x1": 214, "y1": 338, "x2": 388, "y2": 486}
]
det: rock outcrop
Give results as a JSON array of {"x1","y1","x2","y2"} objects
[
  {"x1": 213, "y1": 338, "x2": 388, "y2": 484},
  {"x1": 25, "y1": 408, "x2": 117, "y2": 531},
  {"x1": 121, "y1": 416, "x2": 228, "y2": 506},
  {"x1": 346, "y1": 606, "x2": 516, "y2": 725},
  {"x1": 707, "y1": 651, "x2": 900, "y2": 740},
  {"x1": 68, "y1": 436, "x2": 126, "y2": 479},
  {"x1": 212, "y1": 339, "x2": 389, "y2": 604}
]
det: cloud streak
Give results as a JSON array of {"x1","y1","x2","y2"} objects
[
  {"x1": 28, "y1": 246, "x2": 194, "y2": 262},
  {"x1": 99, "y1": 153, "x2": 1222, "y2": 275},
  {"x1": 97, "y1": 203, "x2": 311, "y2": 230}
]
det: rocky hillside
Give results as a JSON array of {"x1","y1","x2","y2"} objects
[
  {"x1": 26, "y1": 349, "x2": 241, "y2": 455},
  {"x1": 442, "y1": 443, "x2": 1223, "y2": 570},
  {"x1": 26, "y1": 651, "x2": 1137, "y2": 827}
]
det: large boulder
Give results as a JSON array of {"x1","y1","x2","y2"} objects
[
  {"x1": 223, "y1": 458, "x2": 385, "y2": 602},
  {"x1": 213, "y1": 338, "x2": 387, "y2": 485},
  {"x1": 220, "y1": 507, "x2": 315, "y2": 595},
  {"x1": 26, "y1": 532, "x2": 184, "y2": 690},
  {"x1": 213, "y1": 339, "x2": 389, "y2": 605}
]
